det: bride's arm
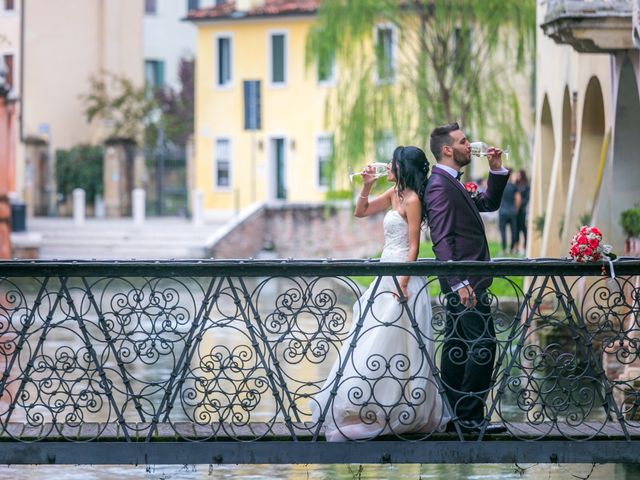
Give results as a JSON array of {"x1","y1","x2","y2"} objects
[
  {"x1": 354, "y1": 187, "x2": 392, "y2": 218},
  {"x1": 399, "y1": 194, "x2": 422, "y2": 298}
]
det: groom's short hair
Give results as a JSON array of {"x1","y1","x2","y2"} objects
[{"x1": 430, "y1": 122, "x2": 460, "y2": 161}]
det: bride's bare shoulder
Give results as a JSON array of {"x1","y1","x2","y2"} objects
[{"x1": 403, "y1": 189, "x2": 420, "y2": 204}]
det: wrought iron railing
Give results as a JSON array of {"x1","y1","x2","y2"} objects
[{"x1": 0, "y1": 259, "x2": 639, "y2": 463}]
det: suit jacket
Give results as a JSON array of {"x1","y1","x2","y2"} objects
[{"x1": 424, "y1": 167, "x2": 509, "y2": 292}]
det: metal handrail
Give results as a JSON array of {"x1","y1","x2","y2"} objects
[{"x1": 2, "y1": 257, "x2": 639, "y2": 276}]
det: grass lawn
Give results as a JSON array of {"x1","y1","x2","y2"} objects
[{"x1": 353, "y1": 240, "x2": 524, "y2": 298}]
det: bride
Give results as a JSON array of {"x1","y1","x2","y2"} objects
[{"x1": 311, "y1": 146, "x2": 450, "y2": 441}]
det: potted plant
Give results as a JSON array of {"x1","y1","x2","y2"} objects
[{"x1": 620, "y1": 207, "x2": 640, "y2": 255}]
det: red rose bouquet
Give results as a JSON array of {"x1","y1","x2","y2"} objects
[{"x1": 569, "y1": 225, "x2": 617, "y2": 276}]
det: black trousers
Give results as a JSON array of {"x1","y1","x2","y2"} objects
[
  {"x1": 517, "y1": 209, "x2": 527, "y2": 248},
  {"x1": 499, "y1": 212, "x2": 518, "y2": 252},
  {"x1": 440, "y1": 290, "x2": 496, "y2": 421}
]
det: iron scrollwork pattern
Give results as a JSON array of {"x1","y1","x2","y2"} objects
[{"x1": 0, "y1": 259, "x2": 639, "y2": 442}]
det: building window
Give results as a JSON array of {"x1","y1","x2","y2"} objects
[
  {"x1": 317, "y1": 135, "x2": 334, "y2": 188},
  {"x1": 375, "y1": 25, "x2": 395, "y2": 83},
  {"x1": 269, "y1": 32, "x2": 287, "y2": 85},
  {"x1": 317, "y1": 50, "x2": 335, "y2": 85},
  {"x1": 2, "y1": 54, "x2": 13, "y2": 89},
  {"x1": 375, "y1": 131, "x2": 395, "y2": 164},
  {"x1": 144, "y1": 0, "x2": 157, "y2": 15},
  {"x1": 216, "y1": 36, "x2": 232, "y2": 87},
  {"x1": 4, "y1": 0, "x2": 15, "y2": 11},
  {"x1": 145, "y1": 60, "x2": 164, "y2": 91},
  {"x1": 214, "y1": 138, "x2": 231, "y2": 189},
  {"x1": 187, "y1": 0, "x2": 199, "y2": 11}
]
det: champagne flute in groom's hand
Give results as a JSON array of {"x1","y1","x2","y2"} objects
[{"x1": 470, "y1": 142, "x2": 510, "y2": 163}]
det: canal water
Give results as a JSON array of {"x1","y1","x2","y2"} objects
[{"x1": 0, "y1": 462, "x2": 638, "y2": 479}]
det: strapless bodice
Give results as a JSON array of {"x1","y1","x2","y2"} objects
[{"x1": 379, "y1": 210, "x2": 409, "y2": 262}]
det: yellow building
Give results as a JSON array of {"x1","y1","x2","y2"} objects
[
  {"x1": 531, "y1": 0, "x2": 640, "y2": 256},
  {"x1": 189, "y1": 0, "x2": 337, "y2": 215},
  {"x1": 188, "y1": 0, "x2": 535, "y2": 216}
]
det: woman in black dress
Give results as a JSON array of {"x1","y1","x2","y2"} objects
[{"x1": 515, "y1": 169, "x2": 530, "y2": 255}]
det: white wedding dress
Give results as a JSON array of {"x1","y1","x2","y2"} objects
[{"x1": 311, "y1": 210, "x2": 450, "y2": 441}]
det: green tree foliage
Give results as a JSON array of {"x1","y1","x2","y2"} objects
[
  {"x1": 82, "y1": 71, "x2": 157, "y2": 142},
  {"x1": 306, "y1": 0, "x2": 535, "y2": 169},
  {"x1": 55, "y1": 145, "x2": 103, "y2": 203}
]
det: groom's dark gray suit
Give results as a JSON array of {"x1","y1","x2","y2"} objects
[{"x1": 424, "y1": 167, "x2": 509, "y2": 422}]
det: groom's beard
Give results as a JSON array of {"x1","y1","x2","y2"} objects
[{"x1": 453, "y1": 149, "x2": 471, "y2": 168}]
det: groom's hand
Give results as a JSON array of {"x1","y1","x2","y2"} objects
[
  {"x1": 486, "y1": 147, "x2": 503, "y2": 170},
  {"x1": 458, "y1": 284, "x2": 477, "y2": 309}
]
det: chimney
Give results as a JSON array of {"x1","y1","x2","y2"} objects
[{"x1": 235, "y1": 0, "x2": 266, "y2": 12}]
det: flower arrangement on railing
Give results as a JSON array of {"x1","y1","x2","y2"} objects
[{"x1": 569, "y1": 225, "x2": 617, "y2": 277}]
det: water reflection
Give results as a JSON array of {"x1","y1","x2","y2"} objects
[{"x1": 0, "y1": 462, "x2": 635, "y2": 479}]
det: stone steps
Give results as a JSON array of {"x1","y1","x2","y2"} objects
[{"x1": 27, "y1": 216, "x2": 233, "y2": 260}]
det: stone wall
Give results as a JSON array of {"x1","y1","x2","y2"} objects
[
  {"x1": 264, "y1": 203, "x2": 386, "y2": 259},
  {"x1": 208, "y1": 204, "x2": 268, "y2": 259},
  {"x1": 209, "y1": 202, "x2": 386, "y2": 259},
  {"x1": 208, "y1": 201, "x2": 501, "y2": 260},
  {"x1": 9, "y1": 232, "x2": 40, "y2": 260}
]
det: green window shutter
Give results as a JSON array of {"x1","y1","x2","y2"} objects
[
  {"x1": 271, "y1": 34, "x2": 285, "y2": 83},
  {"x1": 157, "y1": 61, "x2": 165, "y2": 88},
  {"x1": 218, "y1": 37, "x2": 231, "y2": 85}
]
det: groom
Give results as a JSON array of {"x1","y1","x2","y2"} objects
[{"x1": 424, "y1": 122, "x2": 509, "y2": 434}]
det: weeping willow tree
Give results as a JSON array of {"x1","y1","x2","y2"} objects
[{"x1": 306, "y1": 0, "x2": 536, "y2": 175}]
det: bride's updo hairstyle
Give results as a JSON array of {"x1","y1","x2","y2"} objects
[{"x1": 391, "y1": 145, "x2": 430, "y2": 225}]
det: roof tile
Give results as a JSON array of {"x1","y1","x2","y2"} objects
[{"x1": 188, "y1": 0, "x2": 319, "y2": 21}]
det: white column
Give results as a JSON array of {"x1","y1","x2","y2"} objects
[
  {"x1": 192, "y1": 189, "x2": 204, "y2": 227},
  {"x1": 132, "y1": 188, "x2": 145, "y2": 225},
  {"x1": 72, "y1": 188, "x2": 85, "y2": 226}
]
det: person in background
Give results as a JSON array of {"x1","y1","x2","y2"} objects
[
  {"x1": 515, "y1": 169, "x2": 530, "y2": 256},
  {"x1": 498, "y1": 173, "x2": 520, "y2": 256},
  {"x1": 476, "y1": 177, "x2": 489, "y2": 193}
]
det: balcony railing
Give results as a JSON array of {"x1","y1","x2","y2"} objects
[
  {"x1": 0, "y1": 259, "x2": 639, "y2": 465},
  {"x1": 541, "y1": 0, "x2": 635, "y2": 52}
]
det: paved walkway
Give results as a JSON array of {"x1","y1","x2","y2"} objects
[{"x1": 17, "y1": 215, "x2": 235, "y2": 260}]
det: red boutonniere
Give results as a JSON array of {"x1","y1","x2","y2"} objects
[{"x1": 464, "y1": 182, "x2": 478, "y2": 198}]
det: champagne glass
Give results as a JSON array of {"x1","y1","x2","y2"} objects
[
  {"x1": 348, "y1": 162, "x2": 389, "y2": 183},
  {"x1": 470, "y1": 142, "x2": 510, "y2": 163}
]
